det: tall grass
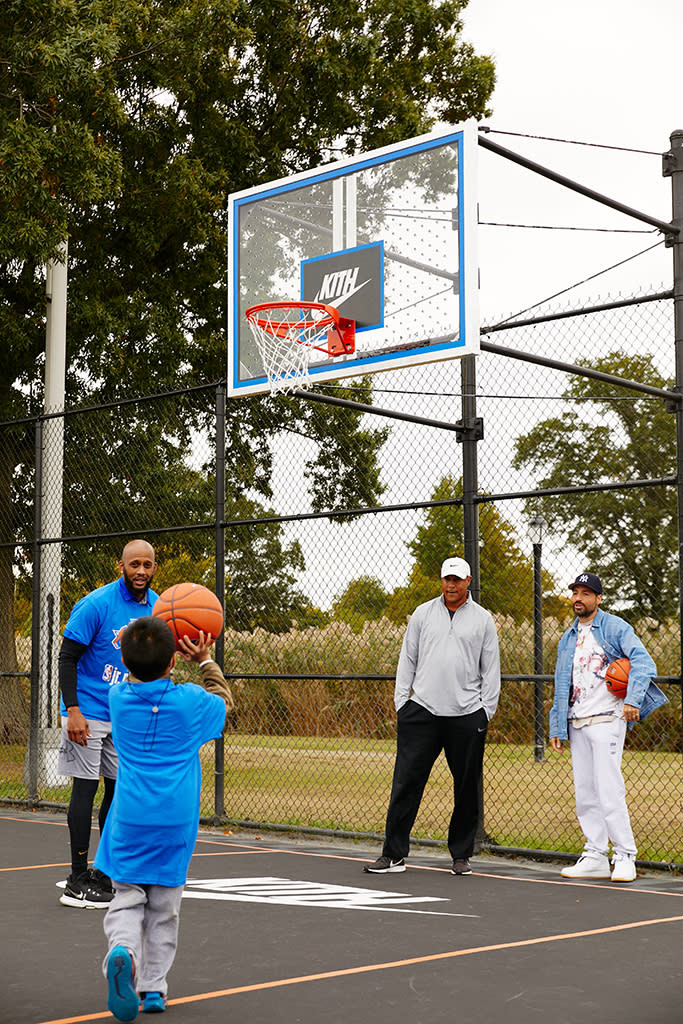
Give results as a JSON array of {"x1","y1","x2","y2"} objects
[{"x1": 217, "y1": 616, "x2": 681, "y2": 751}]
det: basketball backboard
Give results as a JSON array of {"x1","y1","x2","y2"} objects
[{"x1": 227, "y1": 120, "x2": 479, "y2": 396}]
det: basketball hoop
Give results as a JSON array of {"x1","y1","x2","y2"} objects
[{"x1": 245, "y1": 301, "x2": 355, "y2": 395}]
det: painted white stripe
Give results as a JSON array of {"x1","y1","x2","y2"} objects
[{"x1": 182, "y1": 876, "x2": 479, "y2": 918}]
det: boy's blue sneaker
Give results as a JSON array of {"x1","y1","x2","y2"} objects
[
  {"x1": 106, "y1": 945, "x2": 139, "y2": 1022},
  {"x1": 142, "y1": 992, "x2": 167, "y2": 1013}
]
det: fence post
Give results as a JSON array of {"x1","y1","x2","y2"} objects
[
  {"x1": 532, "y1": 540, "x2": 545, "y2": 762},
  {"x1": 214, "y1": 383, "x2": 226, "y2": 819},
  {"x1": 460, "y1": 354, "x2": 480, "y2": 598},
  {"x1": 459, "y1": 354, "x2": 489, "y2": 848},
  {"x1": 663, "y1": 129, "x2": 683, "y2": 736}
]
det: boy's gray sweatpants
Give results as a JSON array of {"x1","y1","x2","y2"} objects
[{"x1": 102, "y1": 881, "x2": 184, "y2": 997}]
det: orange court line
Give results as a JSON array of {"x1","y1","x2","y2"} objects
[
  {"x1": 2, "y1": 815, "x2": 679, "y2": 897},
  {"x1": 0, "y1": 862, "x2": 70, "y2": 872},
  {"x1": 192, "y1": 849, "x2": 284, "y2": 857},
  {"x1": 0, "y1": 814, "x2": 67, "y2": 827},
  {"x1": 463, "y1": 869, "x2": 683, "y2": 898},
  {"x1": 35, "y1": 912, "x2": 683, "y2": 1024},
  {"x1": 3, "y1": 818, "x2": 681, "y2": 898}
]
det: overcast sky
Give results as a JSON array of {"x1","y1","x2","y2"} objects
[
  {"x1": 461, "y1": 0, "x2": 682, "y2": 320},
  {"x1": 284, "y1": 1, "x2": 683, "y2": 607}
]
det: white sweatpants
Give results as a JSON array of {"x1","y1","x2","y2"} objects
[
  {"x1": 102, "y1": 881, "x2": 184, "y2": 997},
  {"x1": 568, "y1": 717, "x2": 636, "y2": 858}
]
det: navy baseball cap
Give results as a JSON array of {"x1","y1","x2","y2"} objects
[{"x1": 568, "y1": 572, "x2": 602, "y2": 595}]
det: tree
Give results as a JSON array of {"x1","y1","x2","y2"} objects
[
  {"x1": 331, "y1": 575, "x2": 389, "y2": 632},
  {"x1": 385, "y1": 475, "x2": 562, "y2": 622},
  {"x1": 387, "y1": 564, "x2": 441, "y2": 623},
  {"x1": 1, "y1": 0, "x2": 496, "y2": 670},
  {"x1": 512, "y1": 352, "x2": 676, "y2": 622}
]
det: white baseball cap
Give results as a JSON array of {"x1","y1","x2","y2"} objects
[{"x1": 440, "y1": 557, "x2": 471, "y2": 579}]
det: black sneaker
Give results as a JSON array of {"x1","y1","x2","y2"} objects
[
  {"x1": 363, "y1": 856, "x2": 406, "y2": 873},
  {"x1": 451, "y1": 858, "x2": 472, "y2": 875},
  {"x1": 90, "y1": 867, "x2": 115, "y2": 894},
  {"x1": 59, "y1": 870, "x2": 114, "y2": 908}
]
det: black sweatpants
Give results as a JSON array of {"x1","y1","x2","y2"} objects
[{"x1": 381, "y1": 700, "x2": 488, "y2": 862}]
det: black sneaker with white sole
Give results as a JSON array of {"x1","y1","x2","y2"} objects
[
  {"x1": 89, "y1": 867, "x2": 115, "y2": 895},
  {"x1": 363, "y1": 856, "x2": 406, "y2": 873},
  {"x1": 451, "y1": 858, "x2": 472, "y2": 875},
  {"x1": 59, "y1": 870, "x2": 114, "y2": 908}
]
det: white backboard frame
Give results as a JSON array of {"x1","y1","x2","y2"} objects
[{"x1": 228, "y1": 120, "x2": 479, "y2": 396}]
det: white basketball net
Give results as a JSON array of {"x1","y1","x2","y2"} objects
[{"x1": 246, "y1": 304, "x2": 334, "y2": 395}]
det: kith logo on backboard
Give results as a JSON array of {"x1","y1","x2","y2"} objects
[
  {"x1": 313, "y1": 266, "x2": 371, "y2": 309},
  {"x1": 302, "y1": 242, "x2": 383, "y2": 331}
]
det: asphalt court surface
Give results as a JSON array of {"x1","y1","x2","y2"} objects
[{"x1": 3, "y1": 809, "x2": 683, "y2": 1024}]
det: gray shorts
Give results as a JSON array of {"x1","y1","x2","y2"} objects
[{"x1": 58, "y1": 717, "x2": 118, "y2": 780}]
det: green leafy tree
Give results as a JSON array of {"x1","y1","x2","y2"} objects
[
  {"x1": 512, "y1": 352, "x2": 676, "y2": 622},
  {"x1": 330, "y1": 575, "x2": 389, "y2": 632},
  {"x1": 385, "y1": 475, "x2": 561, "y2": 622},
  {"x1": 1, "y1": 0, "x2": 495, "y2": 678},
  {"x1": 386, "y1": 564, "x2": 440, "y2": 622}
]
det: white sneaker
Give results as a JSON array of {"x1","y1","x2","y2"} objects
[
  {"x1": 561, "y1": 853, "x2": 611, "y2": 878},
  {"x1": 611, "y1": 855, "x2": 637, "y2": 883}
]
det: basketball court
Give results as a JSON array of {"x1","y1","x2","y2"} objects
[
  {"x1": 4, "y1": 808, "x2": 683, "y2": 1024},
  {"x1": 10, "y1": 119, "x2": 682, "y2": 1024}
]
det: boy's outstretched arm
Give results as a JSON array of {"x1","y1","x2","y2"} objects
[{"x1": 177, "y1": 631, "x2": 235, "y2": 712}]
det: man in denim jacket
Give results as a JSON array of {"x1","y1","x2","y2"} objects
[{"x1": 549, "y1": 572, "x2": 667, "y2": 883}]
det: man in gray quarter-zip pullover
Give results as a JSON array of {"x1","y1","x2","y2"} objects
[{"x1": 364, "y1": 556, "x2": 501, "y2": 877}]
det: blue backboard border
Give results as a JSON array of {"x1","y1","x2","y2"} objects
[{"x1": 228, "y1": 119, "x2": 479, "y2": 396}]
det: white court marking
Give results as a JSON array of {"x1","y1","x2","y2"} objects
[{"x1": 183, "y1": 876, "x2": 479, "y2": 917}]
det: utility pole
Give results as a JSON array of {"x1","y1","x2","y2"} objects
[
  {"x1": 39, "y1": 243, "x2": 68, "y2": 783},
  {"x1": 663, "y1": 130, "x2": 683, "y2": 720}
]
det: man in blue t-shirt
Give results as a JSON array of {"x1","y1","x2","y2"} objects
[
  {"x1": 95, "y1": 616, "x2": 232, "y2": 1021},
  {"x1": 58, "y1": 539, "x2": 159, "y2": 909}
]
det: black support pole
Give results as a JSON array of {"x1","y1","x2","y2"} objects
[
  {"x1": 663, "y1": 129, "x2": 683, "y2": 740},
  {"x1": 28, "y1": 418, "x2": 44, "y2": 804},
  {"x1": 532, "y1": 542, "x2": 545, "y2": 763},
  {"x1": 460, "y1": 355, "x2": 481, "y2": 601},
  {"x1": 214, "y1": 384, "x2": 226, "y2": 819}
]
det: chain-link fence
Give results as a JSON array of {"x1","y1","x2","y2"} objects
[{"x1": 1, "y1": 288, "x2": 681, "y2": 867}]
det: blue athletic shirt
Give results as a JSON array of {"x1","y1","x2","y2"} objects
[
  {"x1": 94, "y1": 676, "x2": 226, "y2": 885},
  {"x1": 60, "y1": 575, "x2": 159, "y2": 720}
]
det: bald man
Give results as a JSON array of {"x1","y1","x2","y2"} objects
[{"x1": 57, "y1": 541, "x2": 159, "y2": 908}]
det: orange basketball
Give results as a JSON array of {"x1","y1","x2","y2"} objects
[
  {"x1": 605, "y1": 657, "x2": 630, "y2": 698},
  {"x1": 152, "y1": 582, "x2": 224, "y2": 648}
]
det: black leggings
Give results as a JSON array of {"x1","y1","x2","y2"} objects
[{"x1": 67, "y1": 776, "x2": 116, "y2": 874}]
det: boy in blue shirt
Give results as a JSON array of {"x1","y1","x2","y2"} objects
[{"x1": 95, "y1": 616, "x2": 233, "y2": 1021}]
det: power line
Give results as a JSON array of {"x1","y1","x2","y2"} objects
[
  {"x1": 319, "y1": 385, "x2": 663, "y2": 403},
  {"x1": 479, "y1": 221, "x2": 656, "y2": 234},
  {"x1": 490, "y1": 240, "x2": 666, "y2": 328},
  {"x1": 479, "y1": 127, "x2": 661, "y2": 157}
]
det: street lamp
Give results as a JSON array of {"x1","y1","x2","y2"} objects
[{"x1": 528, "y1": 515, "x2": 547, "y2": 763}]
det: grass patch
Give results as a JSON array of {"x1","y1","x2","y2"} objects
[
  {"x1": 3, "y1": 735, "x2": 681, "y2": 864},
  {"x1": 214, "y1": 734, "x2": 683, "y2": 863}
]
